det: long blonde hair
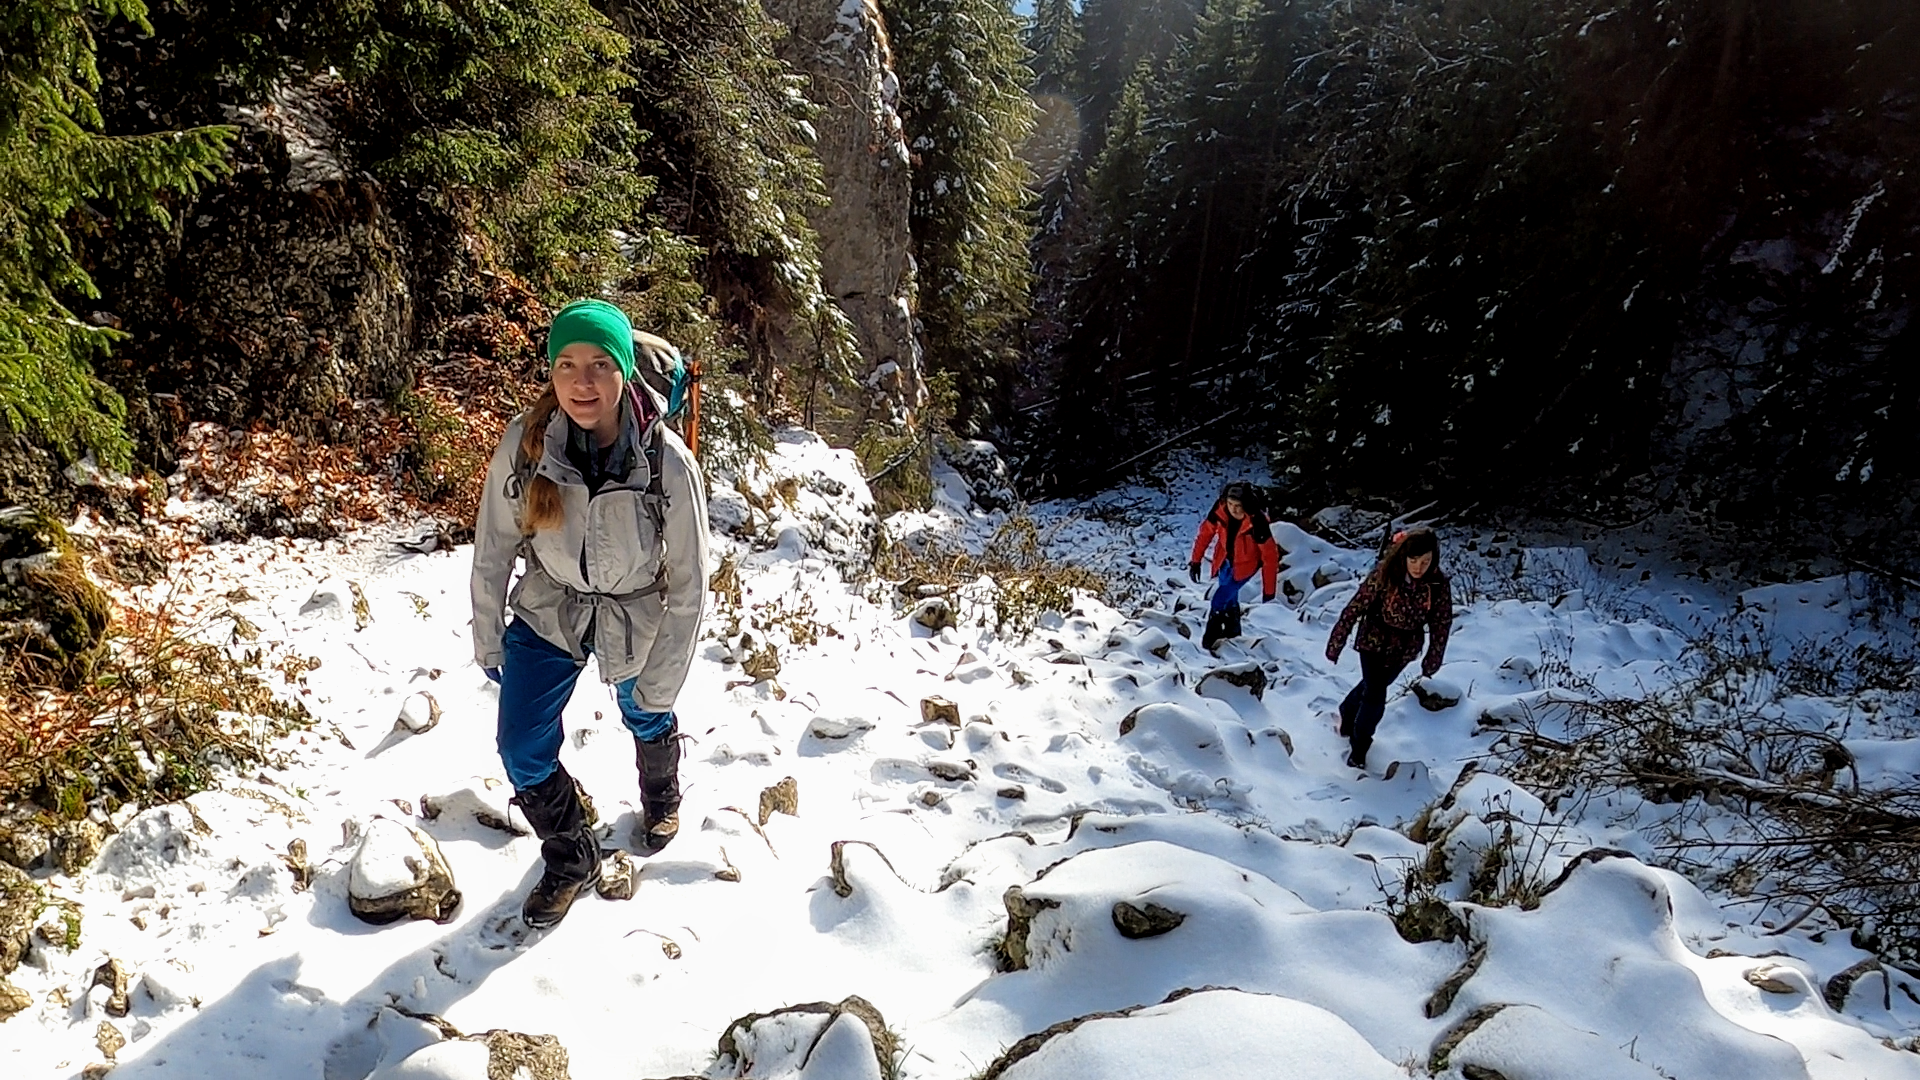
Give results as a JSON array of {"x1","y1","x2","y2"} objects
[{"x1": 519, "y1": 386, "x2": 565, "y2": 534}]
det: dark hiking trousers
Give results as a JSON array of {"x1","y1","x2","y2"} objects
[
  {"x1": 1339, "y1": 650, "x2": 1410, "y2": 762},
  {"x1": 497, "y1": 617, "x2": 675, "y2": 791}
]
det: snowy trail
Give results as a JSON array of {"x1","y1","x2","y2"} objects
[{"x1": 6, "y1": 439, "x2": 1919, "y2": 1079}]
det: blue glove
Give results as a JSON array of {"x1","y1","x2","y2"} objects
[{"x1": 482, "y1": 666, "x2": 502, "y2": 684}]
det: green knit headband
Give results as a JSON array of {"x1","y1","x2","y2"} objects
[{"x1": 547, "y1": 299, "x2": 635, "y2": 381}]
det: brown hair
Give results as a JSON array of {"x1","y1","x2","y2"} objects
[
  {"x1": 1367, "y1": 525, "x2": 1442, "y2": 590},
  {"x1": 518, "y1": 386, "x2": 565, "y2": 534}
]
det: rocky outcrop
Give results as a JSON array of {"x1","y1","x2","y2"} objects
[
  {"x1": 770, "y1": 0, "x2": 924, "y2": 436},
  {"x1": 0, "y1": 507, "x2": 111, "y2": 687},
  {"x1": 94, "y1": 75, "x2": 416, "y2": 447}
]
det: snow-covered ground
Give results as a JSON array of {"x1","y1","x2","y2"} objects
[{"x1": 6, "y1": 436, "x2": 1919, "y2": 1079}]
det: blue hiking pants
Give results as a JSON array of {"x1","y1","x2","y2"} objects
[
  {"x1": 498, "y1": 617, "x2": 676, "y2": 790},
  {"x1": 1209, "y1": 560, "x2": 1256, "y2": 615}
]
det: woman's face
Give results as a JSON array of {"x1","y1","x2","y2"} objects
[
  {"x1": 552, "y1": 342, "x2": 624, "y2": 438},
  {"x1": 1407, "y1": 551, "x2": 1434, "y2": 579},
  {"x1": 1224, "y1": 498, "x2": 1246, "y2": 520}
]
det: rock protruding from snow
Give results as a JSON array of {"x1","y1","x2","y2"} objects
[
  {"x1": 757, "y1": 777, "x2": 800, "y2": 825},
  {"x1": 484, "y1": 1031, "x2": 570, "y2": 1080},
  {"x1": 346, "y1": 818, "x2": 461, "y2": 925},
  {"x1": 1, "y1": 863, "x2": 40, "y2": 976},
  {"x1": 984, "y1": 987, "x2": 1404, "y2": 1080},
  {"x1": 808, "y1": 713, "x2": 875, "y2": 742},
  {"x1": 919, "y1": 695, "x2": 961, "y2": 727},
  {"x1": 0, "y1": 807, "x2": 51, "y2": 871},
  {"x1": 1412, "y1": 677, "x2": 1463, "y2": 711},
  {"x1": 713, "y1": 995, "x2": 896, "y2": 1080},
  {"x1": 996, "y1": 885, "x2": 1063, "y2": 972},
  {"x1": 911, "y1": 597, "x2": 956, "y2": 632},
  {"x1": 1111, "y1": 901, "x2": 1186, "y2": 939},
  {"x1": 596, "y1": 852, "x2": 637, "y2": 902},
  {"x1": 1196, "y1": 663, "x2": 1267, "y2": 701},
  {"x1": 50, "y1": 818, "x2": 105, "y2": 876},
  {"x1": 0, "y1": 979, "x2": 28, "y2": 1021},
  {"x1": 394, "y1": 691, "x2": 441, "y2": 734},
  {"x1": 91, "y1": 958, "x2": 131, "y2": 1018}
]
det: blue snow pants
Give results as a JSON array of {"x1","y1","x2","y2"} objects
[
  {"x1": 497, "y1": 616, "x2": 676, "y2": 790},
  {"x1": 1209, "y1": 560, "x2": 1257, "y2": 615}
]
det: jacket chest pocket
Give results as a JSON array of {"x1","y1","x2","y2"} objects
[{"x1": 584, "y1": 490, "x2": 661, "y2": 591}]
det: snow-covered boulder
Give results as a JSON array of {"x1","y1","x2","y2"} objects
[
  {"x1": 1434, "y1": 1002, "x2": 1668, "y2": 1080},
  {"x1": 346, "y1": 818, "x2": 460, "y2": 925},
  {"x1": 990, "y1": 987, "x2": 1403, "y2": 1080},
  {"x1": 711, "y1": 428, "x2": 877, "y2": 574},
  {"x1": 1196, "y1": 662, "x2": 1267, "y2": 702},
  {"x1": 711, "y1": 996, "x2": 894, "y2": 1080},
  {"x1": 1412, "y1": 676, "x2": 1463, "y2": 711},
  {"x1": 935, "y1": 437, "x2": 1015, "y2": 513}
]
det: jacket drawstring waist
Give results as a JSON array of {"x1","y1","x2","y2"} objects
[{"x1": 548, "y1": 572, "x2": 668, "y2": 667}]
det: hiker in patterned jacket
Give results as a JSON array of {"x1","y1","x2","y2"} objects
[
  {"x1": 1188, "y1": 481, "x2": 1279, "y2": 649},
  {"x1": 1324, "y1": 526, "x2": 1452, "y2": 771}
]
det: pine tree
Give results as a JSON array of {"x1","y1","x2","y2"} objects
[
  {"x1": 0, "y1": 0, "x2": 231, "y2": 469},
  {"x1": 607, "y1": 0, "x2": 860, "y2": 422},
  {"x1": 1077, "y1": 0, "x2": 1202, "y2": 146},
  {"x1": 1026, "y1": 0, "x2": 1083, "y2": 96},
  {"x1": 886, "y1": 0, "x2": 1037, "y2": 434}
]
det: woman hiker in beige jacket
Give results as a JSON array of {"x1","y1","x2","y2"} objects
[{"x1": 470, "y1": 299, "x2": 711, "y2": 929}]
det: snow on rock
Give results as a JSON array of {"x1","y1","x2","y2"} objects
[
  {"x1": 346, "y1": 818, "x2": 461, "y2": 925},
  {"x1": 991, "y1": 987, "x2": 1404, "y2": 1080},
  {"x1": 951, "y1": 839, "x2": 1454, "y2": 1066},
  {"x1": 1117, "y1": 703, "x2": 1261, "y2": 806},
  {"x1": 712, "y1": 428, "x2": 876, "y2": 573},
  {"x1": 8, "y1": 447, "x2": 1920, "y2": 1080},
  {"x1": 367, "y1": 1039, "x2": 492, "y2": 1080},
  {"x1": 1452, "y1": 857, "x2": 1814, "y2": 1080},
  {"x1": 1411, "y1": 676, "x2": 1463, "y2": 711},
  {"x1": 95, "y1": 804, "x2": 207, "y2": 890},
  {"x1": 394, "y1": 691, "x2": 441, "y2": 734},
  {"x1": 1438, "y1": 1002, "x2": 1669, "y2": 1079},
  {"x1": 713, "y1": 997, "x2": 893, "y2": 1080},
  {"x1": 934, "y1": 437, "x2": 1015, "y2": 514}
]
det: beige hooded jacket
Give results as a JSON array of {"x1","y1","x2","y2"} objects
[{"x1": 469, "y1": 382, "x2": 710, "y2": 711}]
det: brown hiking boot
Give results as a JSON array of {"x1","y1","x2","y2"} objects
[
  {"x1": 522, "y1": 860, "x2": 601, "y2": 929},
  {"x1": 635, "y1": 806, "x2": 679, "y2": 854}
]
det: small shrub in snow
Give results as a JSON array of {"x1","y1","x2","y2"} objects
[
  {"x1": 1487, "y1": 628, "x2": 1920, "y2": 968},
  {"x1": 876, "y1": 514, "x2": 1103, "y2": 635}
]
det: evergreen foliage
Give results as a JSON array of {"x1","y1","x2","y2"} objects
[
  {"x1": 127, "y1": 0, "x2": 655, "y2": 302},
  {"x1": 1037, "y1": 0, "x2": 1920, "y2": 549},
  {"x1": 606, "y1": 0, "x2": 860, "y2": 427},
  {"x1": 0, "y1": 0, "x2": 230, "y2": 468},
  {"x1": 886, "y1": 0, "x2": 1037, "y2": 434},
  {"x1": 1076, "y1": 0, "x2": 1202, "y2": 146},
  {"x1": 1026, "y1": 0, "x2": 1083, "y2": 96}
]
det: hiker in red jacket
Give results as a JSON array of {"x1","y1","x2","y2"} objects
[
  {"x1": 1325, "y1": 526, "x2": 1452, "y2": 771},
  {"x1": 1188, "y1": 482, "x2": 1279, "y2": 649}
]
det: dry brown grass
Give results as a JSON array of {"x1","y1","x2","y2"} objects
[
  {"x1": 876, "y1": 515, "x2": 1105, "y2": 635},
  {"x1": 0, "y1": 564, "x2": 312, "y2": 820}
]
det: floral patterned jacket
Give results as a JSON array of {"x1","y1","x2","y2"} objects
[{"x1": 1326, "y1": 570, "x2": 1453, "y2": 675}]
